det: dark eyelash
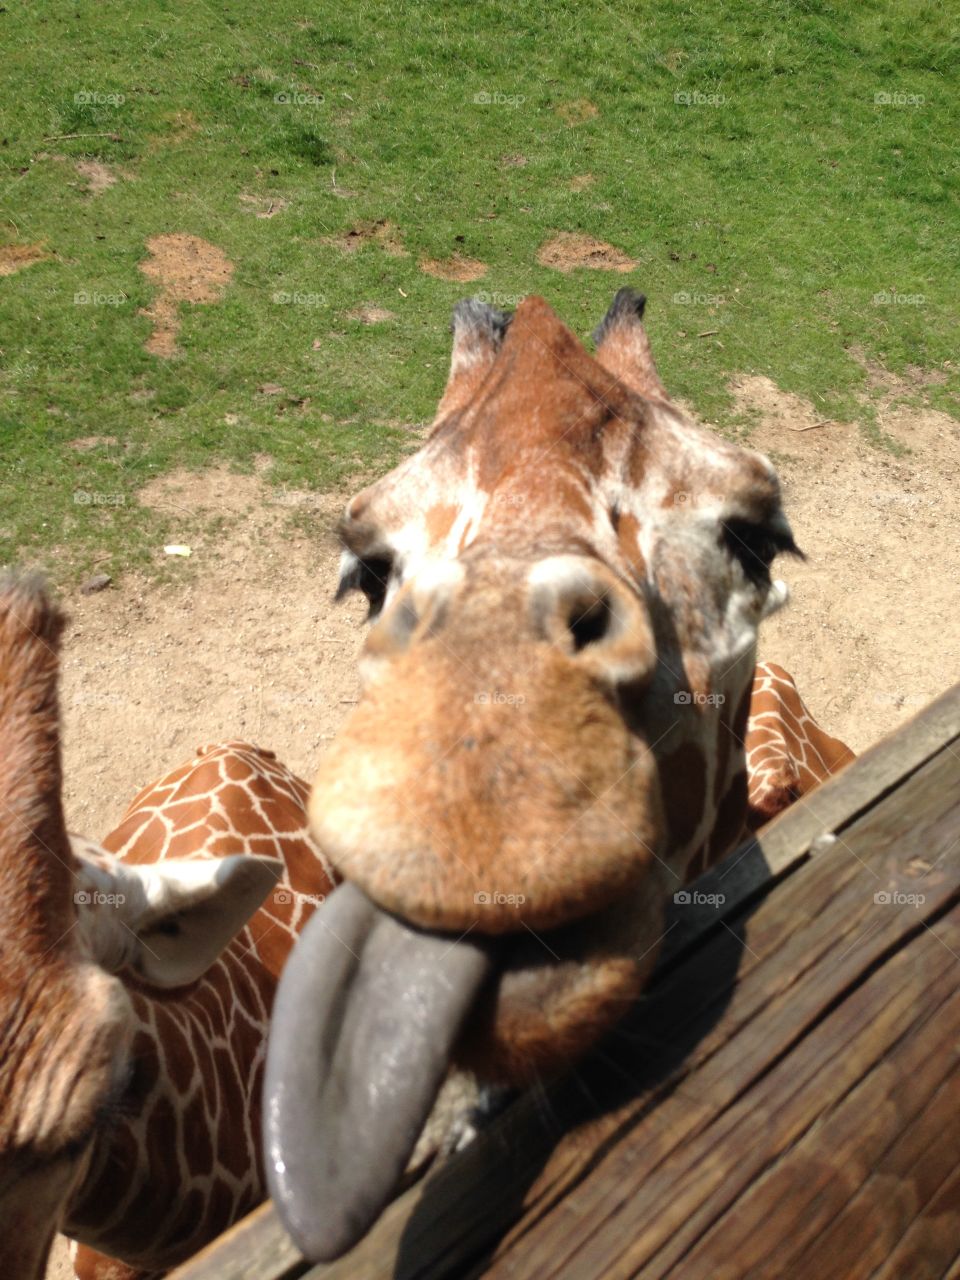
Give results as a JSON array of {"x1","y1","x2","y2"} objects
[
  {"x1": 722, "y1": 519, "x2": 802, "y2": 585},
  {"x1": 335, "y1": 554, "x2": 393, "y2": 619}
]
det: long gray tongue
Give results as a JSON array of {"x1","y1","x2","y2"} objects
[{"x1": 264, "y1": 882, "x2": 493, "y2": 1262}]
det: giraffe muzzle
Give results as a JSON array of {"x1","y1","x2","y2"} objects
[{"x1": 264, "y1": 881, "x2": 495, "y2": 1262}]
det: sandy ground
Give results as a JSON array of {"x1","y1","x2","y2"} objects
[
  {"x1": 57, "y1": 372, "x2": 960, "y2": 840},
  {"x1": 46, "y1": 372, "x2": 959, "y2": 1277}
]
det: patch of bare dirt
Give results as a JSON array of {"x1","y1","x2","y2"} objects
[
  {"x1": 57, "y1": 468, "x2": 365, "y2": 840},
  {"x1": 67, "y1": 435, "x2": 118, "y2": 451},
  {"x1": 419, "y1": 254, "x2": 487, "y2": 283},
  {"x1": 537, "y1": 232, "x2": 635, "y2": 274},
  {"x1": 732, "y1": 375, "x2": 960, "y2": 751},
  {"x1": 0, "y1": 242, "x2": 49, "y2": 276},
  {"x1": 238, "y1": 193, "x2": 289, "y2": 219},
  {"x1": 345, "y1": 303, "x2": 396, "y2": 324},
  {"x1": 138, "y1": 233, "x2": 234, "y2": 358},
  {"x1": 75, "y1": 159, "x2": 117, "y2": 195},
  {"x1": 568, "y1": 173, "x2": 596, "y2": 192},
  {"x1": 556, "y1": 99, "x2": 599, "y2": 125},
  {"x1": 322, "y1": 219, "x2": 407, "y2": 257},
  {"x1": 238, "y1": 192, "x2": 289, "y2": 217},
  {"x1": 500, "y1": 153, "x2": 528, "y2": 168}
]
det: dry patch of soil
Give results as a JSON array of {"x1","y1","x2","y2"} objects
[
  {"x1": 238, "y1": 193, "x2": 289, "y2": 218},
  {"x1": 0, "y1": 242, "x2": 49, "y2": 276},
  {"x1": 67, "y1": 435, "x2": 118, "y2": 451},
  {"x1": 537, "y1": 232, "x2": 635, "y2": 274},
  {"x1": 58, "y1": 468, "x2": 365, "y2": 840},
  {"x1": 500, "y1": 153, "x2": 528, "y2": 168},
  {"x1": 419, "y1": 254, "x2": 487, "y2": 283},
  {"x1": 569, "y1": 173, "x2": 596, "y2": 191},
  {"x1": 322, "y1": 219, "x2": 407, "y2": 256},
  {"x1": 345, "y1": 303, "x2": 396, "y2": 324},
  {"x1": 138, "y1": 233, "x2": 234, "y2": 358},
  {"x1": 556, "y1": 99, "x2": 599, "y2": 125},
  {"x1": 74, "y1": 159, "x2": 117, "y2": 195}
]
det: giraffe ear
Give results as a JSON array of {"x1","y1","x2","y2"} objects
[{"x1": 73, "y1": 847, "x2": 284, "y2": 989}]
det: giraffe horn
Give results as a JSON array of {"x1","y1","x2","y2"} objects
[
  {"x1": 432, "y1": 298, "x2": 511, "y2": 423},
  {"x1": 592, "y1": 286, "x2": 669, "y2": 401},
  {"x1": 264, "y1": 882, "x2": 493, "y2": 1261}
]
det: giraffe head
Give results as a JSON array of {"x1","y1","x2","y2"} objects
[
  {"x1": 0, "y1": 577, "x2": 284, "y2": 1280},
  {"x1": 266, "y1": 292, "x2": 799, "y2": 1257}
]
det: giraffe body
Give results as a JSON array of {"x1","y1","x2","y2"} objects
[{"x1": 66, "y1": 743, "x2": 333, "y2": 1278}]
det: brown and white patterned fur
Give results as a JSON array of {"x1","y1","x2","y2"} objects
[
  {"x1": 745, "y1": 660, "x2": 855, "y2": 831},
  {"x1": 67, "y1": 743, "x2": 334, "y2": 1280}
]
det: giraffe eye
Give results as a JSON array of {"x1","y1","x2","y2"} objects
[
  {"x1": 335, "y1": 551, "x2": 394, "y2": 619},
  {"x1": 722, "y1": 519, "x2": 799, "y2": 586}
]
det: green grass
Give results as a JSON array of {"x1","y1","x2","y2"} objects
[{"x1": 1, "y1": 1, "x2": 957, "y2": 582}]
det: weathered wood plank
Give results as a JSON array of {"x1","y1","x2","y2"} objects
[
  {"x1": 483, "y1": 911, "x2": 960, "y2": 1280},
  {"x1": 673, "y1": 974, "x2": 960, "y2": 1278},
  {"x1": 169, "y1": 1199, "x2": 307, "y2": 1280},
  {"x1": 472, "y1": 744, "x2": 960, "y2": 1279},
  {"x1": 875, "y1": 1165, "x2": 960, "y2": 1280}
]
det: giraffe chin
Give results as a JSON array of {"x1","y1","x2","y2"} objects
[{"x1": 264, "y1": 876, "x2": 668, "y2": 1262}]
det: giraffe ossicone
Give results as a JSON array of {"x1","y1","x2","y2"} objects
[{"x1": 265, "y1": 290, "x2": 853, "y2": 1261}]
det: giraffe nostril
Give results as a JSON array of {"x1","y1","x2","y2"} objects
[{"x1": 528, "y1": 555, "x2": 655, "y2": 684}]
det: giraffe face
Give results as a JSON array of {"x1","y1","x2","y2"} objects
[
  {"x1": 267, "y1": 295, "x2": 798, "y2": 1259},
  {"x1": 0, "y1": 967, "x2": 133, "y2": 1280},
  {"x1": 314, "y1": 295, "x2": 795, "y2": 1031}
]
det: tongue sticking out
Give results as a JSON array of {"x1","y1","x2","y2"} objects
[{"x1": 264, "y1": 883, "x2": 494, "y2": 1262}]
